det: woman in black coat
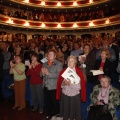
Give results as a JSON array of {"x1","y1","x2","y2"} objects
[
  {"x1": 94, "y1": 48, "x2": 113, "y2": 84},
  {"x1": 79, "y1": 44, "x2": 96, "y2": 83}
]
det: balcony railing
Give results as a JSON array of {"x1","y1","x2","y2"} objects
[
  {"x1": 10, "y1": 0, "x2": 109, "y2": 8},
  {"x1": 0, "y1": 14, "x2": 120, "y2": 30}
]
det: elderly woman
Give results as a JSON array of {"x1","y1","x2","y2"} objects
[
  {"x1": 56, "y1": 55, "x2": 86, "y2": 120},
  {"x1": 40, "y1": 49, "x2": 63, "y2": 119},
  {"x1": 88, "y1": 75, "x2": 120, "y2": 120}
]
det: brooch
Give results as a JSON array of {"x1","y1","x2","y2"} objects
[{"x1": 52, "y1": 62, "x2": 56, "y2": 66}]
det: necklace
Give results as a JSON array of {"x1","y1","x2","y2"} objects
[{"x1": 100, "y1": 86, "x2": 109, "y2": 98}]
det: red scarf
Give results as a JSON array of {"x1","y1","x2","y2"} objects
[{"x1": 48, "y1": 60, "x2": 52, "y2": 67}]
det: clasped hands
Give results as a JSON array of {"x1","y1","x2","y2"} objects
[
  {"x1": 10, "y1": 61, "x2": 18, "y2": 71},
  {"x1": 96, "y1": 100, "x2": 103, "y2": 105},
  {"x1": 27, "y1": 62, "x2": 35, "y2": 69},
  {"x1": 62, "y1": 78, "x2": 71, "y2": 86},
  {"x1": 10, "y1": 61, "x2": 15, "y2": 68},
  {"x1": 41, "y1": 68, "x2": 49, "y2": 75}
]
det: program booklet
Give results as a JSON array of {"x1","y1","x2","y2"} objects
[
  {"x1": 61, "y1": 67, "x2": 80, "y2": 84},
  {"x1": 41, "y1": 57, "x2": 48, "y2": 63},
  {"x1": 90, "y1": 70, "x2": 104, "y2": 76}
]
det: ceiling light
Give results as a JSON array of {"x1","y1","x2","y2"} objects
[{"x1": 57, "y1": 2, "x2": 61, "y2": 7}]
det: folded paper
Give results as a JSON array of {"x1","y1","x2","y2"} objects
[
  {"x1": 61, "y1": 67, "x2": 80, "y2": 84},
  {"x1": 90, "y1": 70, "x2": 104, "y2": 76}
]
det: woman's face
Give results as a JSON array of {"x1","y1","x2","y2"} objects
[
  {"x1": 100, "y1": 51, "x2": 107, "y2": 59},
  {"x1": 15, "y1": 56, "x2": 21, "y2": 64},
  {"x1": 47, "y1": 51, "x2": 56, "y2": 61},
  {"x1": 100, "y1": 78, "x2": 110, "y2": 88},
  {"x1": 35, "y1": 47, "x2": 39, "y2": 53},
  {"x1": 63, "y1": 44, "x2": 67, "y2": 50},
  {"x1": 68, "y1": 58, "x2": 76, "y2": 68},
  {"x1": 31, "y1": 56, "x2": 37, "y2": 63},
  {"x1": 15, "y1": 47, "x2": 21, "y2": 53},
  {"x1": 83, "y1": 45, "x2": 90, "y2": 54}
]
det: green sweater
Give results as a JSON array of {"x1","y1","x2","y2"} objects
[{"x1": 13, "y1": 63, "x2": 26, "y2": 81}]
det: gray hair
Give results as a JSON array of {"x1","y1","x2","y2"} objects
[
  {"x1": 100, "y1": 75, "x2": 111, "y2": 83},
  {"x1": 67, "y1": 55, "x2": 77, "y2": 65}
]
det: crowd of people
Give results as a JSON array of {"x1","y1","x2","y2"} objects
[
  {"x1": 0, "y1": 32, "x2": 120, "y2": 120},
  {"x1": 0, "y1": 4, "x2": 120, "y2": 22}
]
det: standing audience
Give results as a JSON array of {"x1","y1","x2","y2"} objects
[{"x1": 0, "y1": 33, "x2": 120, "y2": 119}]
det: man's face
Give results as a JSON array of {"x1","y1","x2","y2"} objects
[
  {"x1": 102, "y1": 40, "x2": 109, "y2": 48},
  {"x1": 74, "y1": 43, "x2": 79, "y2": 50}
]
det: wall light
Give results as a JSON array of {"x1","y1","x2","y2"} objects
[
  {"x1": 57, "y1": 2, "x2": 61, "y2": 7},
  {"x1": 7, "y1": 18, "x2": 13, "y2": 24},
  {"x1": 89, "y1": 0, "x2": 93, "y2": 3},
  {"x1": 105, "y1": 19, "x2": 110, "y2": 24},
  {"x1": 73, "y1": 23, "x2": 78, "y2": 28},
  {"x1": 24, "y1": 21, "x2": 29, "y2": 26},
  {"x1": 89, "y1": 21, "x2": 94, "y2": 27},
  {"x1": 57, "y1": 23, "x2": 61, "y2": 28},
  {"x1": 41, "y1": 23, "x2": 45, "y2": 28},
  {"x1": 24, "y1": 0, "x2": 29, "y2": 3},
  {"x1": 73, "y1": 1, "x2": 77, "y2": 6},
  {"x1": 41, "y1": 1, "x2": 45, "y2": 6}
]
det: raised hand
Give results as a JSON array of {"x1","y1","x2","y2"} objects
[{"x1": 10, "y1": 61, "x2": 15, "y2": 68}]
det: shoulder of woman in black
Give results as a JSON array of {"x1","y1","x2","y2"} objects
[
  {"x1": 94, "y1": 59, "x2": 102, "y2": 69},
  {"x1": 94, "y1": 58, "x2": 113, "y2": 69}
]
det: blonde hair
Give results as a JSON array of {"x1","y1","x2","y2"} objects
[
  {"x1": 99, "y1": 49, "x2": 111, "y2": 59},
  {"x1": 67, "y1": 55, "x2": 77, "y2": 65},
  {"x1": 15, "y1": 46, "x2": 21, "y2": 51}
]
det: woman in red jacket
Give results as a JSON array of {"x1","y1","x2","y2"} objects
[
  {"x1": 56, "y1": 55, "x2": 86, "y2": 120},
  {"x1": 26, "y1": 53, "x2": 44, "y2": 113}
]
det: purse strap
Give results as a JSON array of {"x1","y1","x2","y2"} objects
[{"x1": 100, "y1": 99, "x2": 106, "y2": 105}]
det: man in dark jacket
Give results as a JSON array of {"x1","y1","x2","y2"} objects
[{"x1": 0, "y1": 48, "x2": 4, "y2": 100}]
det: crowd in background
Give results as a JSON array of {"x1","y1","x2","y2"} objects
[
  {"x1": 0, "y1": 31, "x2": 120, "y2": 120},
  {"x1": 0, "y1": 4, "x2": 120, "y2": 22}
]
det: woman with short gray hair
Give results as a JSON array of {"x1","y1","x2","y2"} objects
[
  {"x1": 56, "y1": 55, "x2": 86, "y2": 120},
  {"x1": 88, "y1": 75, "x2": 120, "y2": 120}
]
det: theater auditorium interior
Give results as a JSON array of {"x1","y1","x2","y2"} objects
[{"x1": 0, "y1": 0, "x2": 120, "y2": 120}]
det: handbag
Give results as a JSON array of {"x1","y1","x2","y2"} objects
[{"x1": 88, "y1": 100, "x2": 113, "y2": 120}]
